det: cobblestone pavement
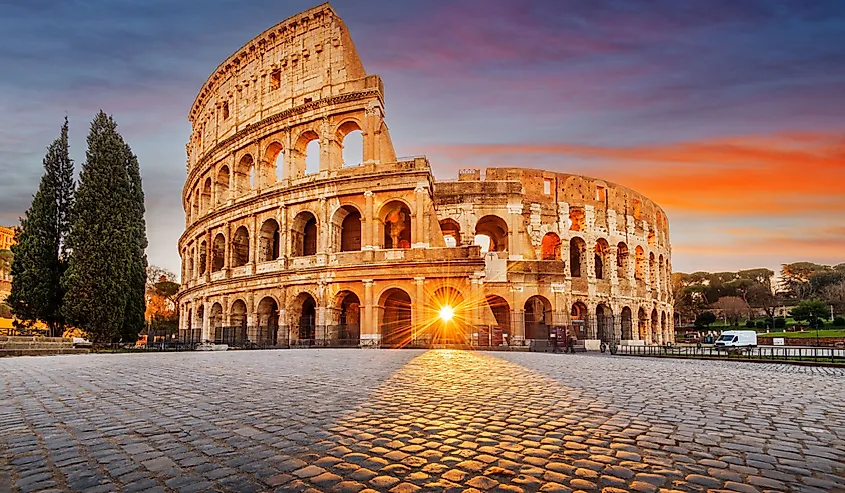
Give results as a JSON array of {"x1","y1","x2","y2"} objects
[{"x1": 1, "y1": 350, "x2": 843, "y2": 493}]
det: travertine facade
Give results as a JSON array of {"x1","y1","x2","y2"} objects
[{"x1": 177, "y1": 3, "x2": 673, "y2": 348}]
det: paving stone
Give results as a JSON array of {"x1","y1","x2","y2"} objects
[{"x1": 1, "y1": 350, "x2": 843, "y2": 493}]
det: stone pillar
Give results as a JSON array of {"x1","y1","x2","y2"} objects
[
  {"x1": 507, "y1": 203, "x2": 523, "y2": 259},
  {"x1": 205, "y1": 230, "x2": 212, "y2": 279},
  {"x1": 361, "y1": 280, "x2": 377, "y2": 346},
  {"x1": 251, "y1": 214, "x2": 258, "y2": 271},
  {"x1": 414, "y1": 277, "x2": 425, "y2": 343},
  {"x1": 513, "y1": 309, "x2": 525, "y2": 344},
  {"x1": 278, "y1": 205, "x2": 287, "y2": 264},
  {"x1": 413, "y1": 184, "x2": 428, "y2": 248},
  {"x1": 201, "y1": 300, "x2": 210, "y2": 341},
  {"x1": 363, "y1": 191, "x2": 375, "y2": 250}
]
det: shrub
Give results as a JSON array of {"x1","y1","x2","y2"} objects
[
  {"x1": 834, "y1": 316, "x2": 845, "y2": 327},
  {"x1": 755, "y1": 320, "x2": 766, "y2": 329},
  {"x1": 745, "y1": 320, "x2": 755, "y2": 328},
  {"x1": 774, "y1": 317, "x2": 786, "y2": 329}
]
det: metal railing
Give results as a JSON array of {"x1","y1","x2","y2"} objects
[{"x1": 617, "y1": 344, "x2": 845, "y2": 364}]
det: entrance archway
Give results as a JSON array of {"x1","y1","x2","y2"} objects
[
  {"x1": 293, "y1": 293, "x2": 317, "y2": 342},
  {"x1": 336, "y1": 291, "x2": 361, "y2": 344},
  {"x1": 524, "y1": 295, "x2": 552, "y2": 340},
  {"x1": 380, "y1": 288, "x2": 412, "y2": 347},
  {"x1": 621, "y1": 306, "x2": 633, "y2": 340},
  {"x1": 257, "y1": 297, "x2": 280, "y2": 346}
]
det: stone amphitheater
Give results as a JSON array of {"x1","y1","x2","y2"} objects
[{"x1": 176, "y1": 3, "x2": 673, "y2": 349}]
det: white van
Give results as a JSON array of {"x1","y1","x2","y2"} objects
[{"x1": 714, "y1": 330, "x2": 757, "y2": 349}]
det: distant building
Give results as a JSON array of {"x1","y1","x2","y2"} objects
[
  {"x1": 0, "y1": 226, "x2": 16, "y2": 303},
  {"x1": 0, "y1": 226, "x2": 14, "y2": 251}
]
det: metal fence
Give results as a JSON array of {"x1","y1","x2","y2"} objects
[{"x1": 618, "y1": 344, "x2": 845, "y2": 364}]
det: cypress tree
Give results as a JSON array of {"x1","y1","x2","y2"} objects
[
  {"x1": 121, "y1": 143, "x2": 148, "y2": 343},
  {"x1": 63, "y1": 111, "x2": 143, "y2": 343},
  {"x1": 7, "y1": 119, "x2": 74, "y2": 336}
]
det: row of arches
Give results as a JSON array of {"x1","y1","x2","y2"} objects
[
  {"x1": 185, "y1": 287, "x2": 672, "y2": 346},
  {"x1": 188, "y1": 125, "x2": 366, "y2": 223},
  {"x1": 183, "y1": 201, "x2": 412, "y2": 280}
]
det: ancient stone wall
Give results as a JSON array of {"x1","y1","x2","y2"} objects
[{"x1": 177, "y1": 4, "x2": 673, "y2": 349}]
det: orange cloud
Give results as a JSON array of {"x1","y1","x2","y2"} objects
[{"x1": 426, "y1": 132, "x2": 845, "y2": 216}]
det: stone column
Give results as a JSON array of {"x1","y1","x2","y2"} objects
[
  {"x1": 201, "y1": 300, "x2": 210, "y2": 341},
  {"x1": 507, "y1": 203, "x2": 523, "y2": 259},
  {"x1": 361, "y1": 280, "x2": 377, "y2": 346},
  {"x1": 205, "y1": 230, "x2": 212, "y2": 279},
  {"x1": 251, "y1": 214, "x2": 258, "y2": 272},
  {"x1": 413, "y1": 277, "x2": 425, "y2": 343},
  {"x1": 363, "y1": 191, "x2": 375, "y2": 250},
  {"x1": 413, "y1": 185, "x2": 427, "y2": 248},
  {"x1": 278, "y1": 205, "x2": 287, "y2": 265}
]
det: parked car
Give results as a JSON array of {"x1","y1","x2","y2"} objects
[{"x1": 714, "y1": 330, "x2": 757, "y2": 349}]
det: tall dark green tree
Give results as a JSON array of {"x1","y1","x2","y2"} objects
[
  {"x1": 7, "y1": 119, "x2": 74, "y2": 336},
  {"x1": 63, "y1": 111, "x2": 146, "y2": 343},
  {"x1": 121, "y1": 143, "x2": 148, "y2": 342}
]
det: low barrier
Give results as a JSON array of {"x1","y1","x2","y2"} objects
[{"x1": 617, "y1": 344, "x2": 845, "y2": 364}]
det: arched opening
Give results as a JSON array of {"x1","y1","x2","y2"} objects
[
  {"x1": 332, "y1": 205, "x2": 362, "y2": 252},
  {"x1": 475, "y1": 215, "x2": 508, "y2": 253},
  {"x1": 198, "y1": 240, "x2": 208, "y2": 275},
  {"x1": 185, "y1": 307, "x2": 193, "y2": 339},
  {"x1": 187, "y1": 251, "x2": 194, "y2": 280},
  {"x1": 231, "y1": 226, "x2": 250, "y2": 267},
  {"x1": 230, "y1": 299, "x2": 248, "y2": 343},
  {"x1": 305, "y1": 140, "x2": 320, "y2": 175},
  {"x1": 638, "y1": 307, "x2": 648, "y2": 341},
  {"x1": 484, "y1": 295, "x2": 510, "y2": 346},
  {"x1": 635, "y1": 246, "x2": 646, "y2": 281},
  {"x1": 234, "y1": 154, "x2": 254, "y2": 194},
  {"x1": 380, "y1": 288, "x2": 412, "y2": 347},
  {"x1": 195, "y1": 305, "x2": 204, "y2": 333},
  {"x1": 259, "y1": 219, "x2": 281, "y2": 262},
  {"x1": 651, "y1": 308, "x2": 660, "y2": 344},
  {"x1": 541, "y1": 233, "x2": 561, "y2": 260},
  {"x1": 571, "y1": 302, "x2": 588, "y2": 340},
  {"x1": 381, "y1": 201, "x2": 412, "y2": 249},
  {"x1": 211, "y1": 233, "x2": 225, "y2": 272},
  {"x1": 649, "y1": 252, "x2": 657, "y2": 288},
  {"x1": 254, "y1": 297, "x2": 279, "y2": 346},
  {"x1": 292, "y1": 211, "x2": 318, "y2": 256},
  {"x1": 210, "y1": 303, "x2": 223, "y2": 342},
  {"x1": 201, "y1": 178, "x2": 211, "y2": 214},
  {"x1": 596, "y1": 304, "x2": 614, "y2": 342},
  {"x1": 524, "y1": 295, "x2": 552, "y2": 341},
  {"x1": 617, "y1": 242, "x2": 629, "y2": 280},
  {"x1": 595, "y1": 238, "x2": 610, "y2": 280},
  {"x1": 190, "y1": 191, "x2": 199, "y2": 222},
  {"x1": 569, "y1": 237, "x2": 586, "y2": 278},
  {"x1": 648, "y1": 229, "x2": 656, "y2": 248},
  {"x1": 439, "y1": 219, "x2": 461, "y2": 248},
  {"x1": 430, "y1": 287, "x2": 467, "y2": 345},
  {"x1": 658, "y1": 254, "x2": 665, "y2": 291},
  {"x1": 569, "y1": 207, "x2": 585, "y2": 231},
  {"x1": 216, "y1": 165, "x2": 230, "y2": 205},
  {"x1": 265, "y1": 142, "x2": 284, "y2": 183},
  {"x1": 621, "y1": 306, "x2": 633, "y2": 340},
  {"x1": 293, "y1": 293, "x2": 317, "y2": 342},
  {"x1": 337, "y1": 121, "x2": 364, "y2": 167},
  {"x1": 336, "y1": 291, "x2": 361, "y2": 344}
]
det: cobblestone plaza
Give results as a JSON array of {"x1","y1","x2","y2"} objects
[{"x1": 1, "y1": 350, "x2": 844, "y2": 493}]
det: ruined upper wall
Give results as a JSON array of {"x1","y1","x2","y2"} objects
[
  {"x1": 435, "y1": 168, "x2": 670, "y2": 238},
  {"x1": 186, "y1": 3, "x2": 383, "y2": 170}
]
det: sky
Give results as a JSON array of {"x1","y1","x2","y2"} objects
[{"x1": 1, "y1": 0, "x2": 843, "y2": 278}]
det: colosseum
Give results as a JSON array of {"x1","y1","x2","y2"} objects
[{"x1": 177, "y1": 3, "x2": 674, "y2": 350}]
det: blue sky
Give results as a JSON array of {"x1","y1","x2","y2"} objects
[{"x1": 1, "y1": 0, "x2": 843, "y2": 277}]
